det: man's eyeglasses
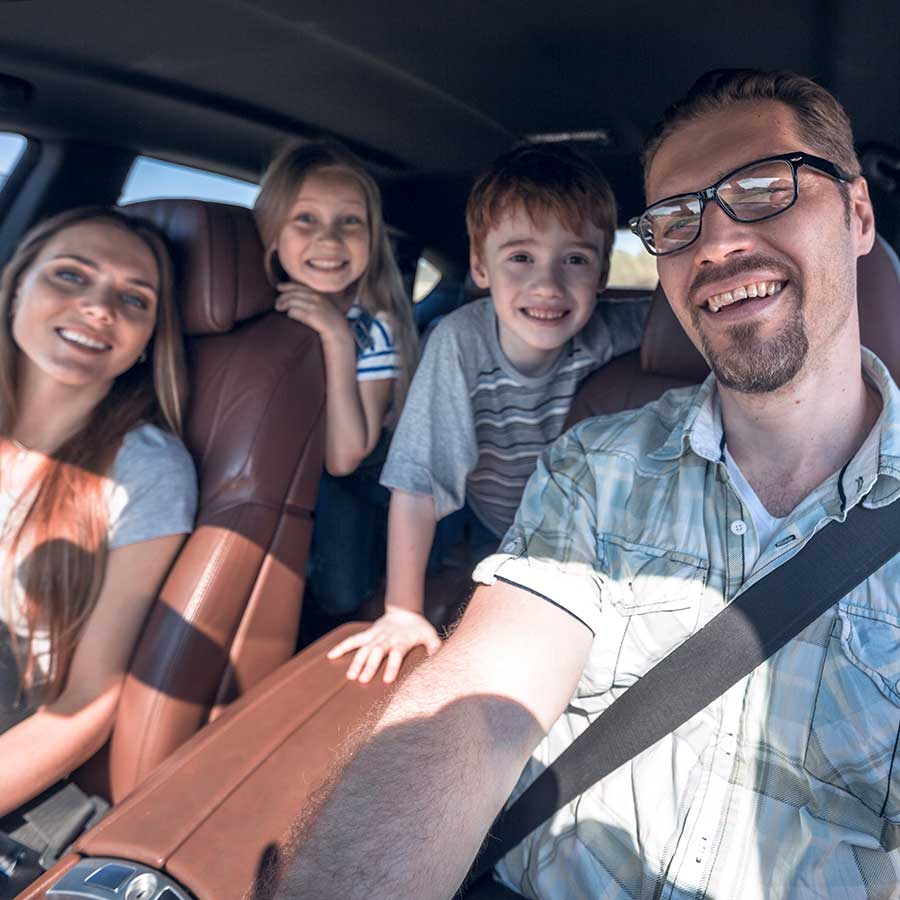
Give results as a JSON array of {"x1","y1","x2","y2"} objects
[{"x1": 629, "y1": 152, "x2": 850, "y2": 257}]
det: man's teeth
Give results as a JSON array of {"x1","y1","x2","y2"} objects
[
  {"x1": 59, "y1": 329, "x2": 109, "y2": 350},
  {"x1": 524, "y1": 308, "x2": 566, "y2": 320},
  {"x1": 707, "y1": 281, "x2": 784, "y2": 312}
]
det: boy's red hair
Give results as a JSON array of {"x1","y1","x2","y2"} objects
[{"x1": 465, "y1": 143, "x2": 617, "y2": 274}]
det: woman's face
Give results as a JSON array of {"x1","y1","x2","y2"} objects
[
  {"x1": 275, "y1": 168, "x2": 370, "y2": 298},
  {"x1": 11, "y1": 220, "x2": 160, "y2": 393}
]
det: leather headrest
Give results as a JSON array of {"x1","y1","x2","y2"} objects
[
  {"x1": 121, "y1": 199, "x2": 273, "y2": 336},
  {"x1": 639, "y1": 285, "x2": 708, "y2": 380},
  {"x1": 639, "y1": 235, "x2": 900, "y2": 382},
  {"x1": 858, "y1": 236, "x2": 900, "y2": 381}
]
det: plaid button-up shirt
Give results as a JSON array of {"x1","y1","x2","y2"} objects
[{"x1": 474, "y1": 349, "x2": 900, "y2": 900}]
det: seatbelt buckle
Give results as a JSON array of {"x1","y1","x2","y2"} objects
[{"x1": 0, "y1": 832, "x2": 42, "y2": 900}]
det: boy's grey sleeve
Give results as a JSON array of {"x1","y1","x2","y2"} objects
[{"x1": 380, "y1": 319, "x2": 479, "y2": 521}]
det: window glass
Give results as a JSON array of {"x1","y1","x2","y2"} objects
[
  {"x1": 0, "y1": 133, "x2": 27, "y2": 191},
  {"x1": 413, "y1": 256, "x2": 442, "y2": 303},
  {"x1": 119, "y1": 156, "x2": 260, "y2": 207},
  {"x1": 607, "y1": 228, "x2": 658, "y2": 290}
]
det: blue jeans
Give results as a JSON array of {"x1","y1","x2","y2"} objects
[
  {"x1": 429, "y1": 504, "x2": 498, "y2": 572},
  {"x1": 306, "y1": 434, "x2": 391, "y2": 616}
]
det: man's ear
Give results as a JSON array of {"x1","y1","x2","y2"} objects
[
  {"x1": 849, "y1": 176, "x2": 876, "y2": 258},
  {"x1": 470, "y1": 249, "x2": 490, "y2": 290}
]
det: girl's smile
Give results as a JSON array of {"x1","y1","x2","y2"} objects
[{"x1": 276, "y1": 168, "x2": 370, "y2": 301}]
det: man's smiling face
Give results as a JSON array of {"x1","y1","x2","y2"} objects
[{"x1": 648, "y1": 100, "x2": 874, "y2": 394}]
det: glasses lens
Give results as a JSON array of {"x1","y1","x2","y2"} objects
[
  {"x1": 718, "y1": 159, "x2": 796, "y2": 222},
  {"x1": 640, "y1": 196, "x2": 703, "y2": 255}
]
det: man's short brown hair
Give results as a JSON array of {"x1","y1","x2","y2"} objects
[
  {"x1": 644, "y1": 69, "x2": 861, "y2": 186},
  {"x1": 466, "y1": 143, "x2": 617, "y2": 272}
]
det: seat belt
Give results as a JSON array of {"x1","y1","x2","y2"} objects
[{"x1": 467, "y1": 497, "x2": 900, "y2": 886}]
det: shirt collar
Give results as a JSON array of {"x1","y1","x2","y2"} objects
[
  {"x1": 853, "y1": 348, "x2": 900, "y2": 509},
  {"x1": 648, "y1": 374, "x2": 721, "y2": 463},
  {"x1": 647, "y1": 348, "x2": 900, "y2": 508}
]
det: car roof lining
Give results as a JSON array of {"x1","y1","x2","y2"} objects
[{"x1": 0, "y1": 0, "x2": 898, "y2": 259}]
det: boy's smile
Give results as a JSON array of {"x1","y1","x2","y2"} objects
[{"x1": 470, "y1": 208, "x2": 606, "y2": 375}]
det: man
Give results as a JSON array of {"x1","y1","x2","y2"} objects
[{"x1": 276, "y1": 70, "x2": 899, "y2": 899}]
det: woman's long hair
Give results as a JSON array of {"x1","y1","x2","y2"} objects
[
  {"x1": 0, "y1": 207, "x2": 188, "y2": 699},
  {"x1": 253, "y1": 140, "x2": 418, "y2": 418}
]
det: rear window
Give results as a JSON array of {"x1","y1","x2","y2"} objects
[
  {"x1": 119, "y1": 156, "x2": 260, "y2": 207},
  {"x1": 607, "y1": 228, "x2": 657, "y2": 290},
  {"x1": 0, "y1": 133, "x2": 27, "y2": 191}
]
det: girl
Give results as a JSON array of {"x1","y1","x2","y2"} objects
[
  {"x1": 253, "y1": 142, "x2": 437, "y2": 669},
  {"x1": 0, "y1": 207, "x2": 197, "y2": 816}
]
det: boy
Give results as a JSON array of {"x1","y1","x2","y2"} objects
[{"x1": 328, "y1": 143, "x2": 649, "y2": 682}]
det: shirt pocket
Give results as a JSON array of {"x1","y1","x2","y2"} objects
[
  {"x1": 596, "y1": 534, "x2": 708, "y2": 689},
  {"x1": 803, "y1": 603, "x2": 900, "y2": 821}
]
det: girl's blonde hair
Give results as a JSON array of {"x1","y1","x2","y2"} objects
[
  {"x1": 253, "y1": 140, "x2": 417, "y2": 416},
  {"x1": 0, "y1": 207, "x2": 188, "y2": 698}
]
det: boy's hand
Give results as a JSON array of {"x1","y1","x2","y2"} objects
[
  {"x1": 327, "y1": 606, "x2": 443, "y2": 684},
  {"x1": 275, "y1": 282, "x2": 351, "y2": 345}
]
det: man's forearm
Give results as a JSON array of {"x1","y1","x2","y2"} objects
[{"x1": 275, "y1": 647, "x2": 542, "y2": 899}]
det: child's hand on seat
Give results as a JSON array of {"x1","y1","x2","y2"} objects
[
  {"x1": 327, "y1": 605, "x2": 443, "y2": 684},
  {"x1": 275, "y1": 282, "x2": 352, "y2": 346}
]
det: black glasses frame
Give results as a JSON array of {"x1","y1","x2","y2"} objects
[{"x1": 629, "y1": 151, "x2": 850, "y2": 257}]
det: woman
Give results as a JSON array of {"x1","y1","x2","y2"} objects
[{"x1": 0, "y1": 207, "x2": 197, "y2": 817}]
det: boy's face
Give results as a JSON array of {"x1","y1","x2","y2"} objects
[{"x1": 471, "y1": 207, "x2": 607, "y2": 374}]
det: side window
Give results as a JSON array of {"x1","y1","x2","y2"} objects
[
  {"x1": 119, "y1": 156, "x2": 260, "y2": 207},
  {"x1": 0, "y1": 133, "x2": 28, "y2": 192},
  {"x1": 607, "y1": 228, "x2": 658, "y2": 290},
  {"x1": 413, "y1": 256, "x2": 442, "y2": 302}
]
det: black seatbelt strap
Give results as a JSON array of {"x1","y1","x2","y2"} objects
[{"x1": 469, "y1": 498, "x2": 900, "y2": 884}]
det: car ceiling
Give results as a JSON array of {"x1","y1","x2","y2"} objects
[{"x1": 0, "y1": 0, "x2": 898, "y2": 258}]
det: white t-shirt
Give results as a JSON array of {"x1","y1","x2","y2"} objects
[{"x1": 724, "y1": 445, "x2": 787, "y2": 568}]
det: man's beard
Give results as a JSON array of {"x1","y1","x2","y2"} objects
[
  {"x1": 688, "y1": 256, "x2": 807, "y2": 394},
  {"x1": 696, "y1": 300, "x2": 809, "y2": 393}
]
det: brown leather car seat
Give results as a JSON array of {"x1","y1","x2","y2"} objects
[
  {"x1": 76, "y1": 199, "x2": 326, "y2": 802},
  {"x1": 567, "y1": 235, "x2": 900, "y2": 425}
]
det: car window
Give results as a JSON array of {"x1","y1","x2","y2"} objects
[
  {"x1": 0, "y1": 132, "x2": 27, "y2": 191},
  {"x1": 607, "y1": 228, "x2": 658, "y2": 290},
  {"x1": 119, "y1": 156, "x2": 260, "y2": 207},
  {"x1": 413, "y1": 256, "x2": 441, "y2": 302}
]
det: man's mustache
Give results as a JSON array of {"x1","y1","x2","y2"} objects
[{"x1": 688, "y1": 254, "x2": 798, "y2": 306}]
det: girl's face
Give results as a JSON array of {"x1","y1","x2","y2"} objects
[
  {"x1": 11, "y1": 220, "x2": 159, "y2": 393},
  {"x1": 276, "y1": 168, "x2": 370, "y2": 299}
]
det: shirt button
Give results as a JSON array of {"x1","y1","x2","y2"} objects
[{"x1": 730, "y1": 519, "x2": 747, "y2": 536}]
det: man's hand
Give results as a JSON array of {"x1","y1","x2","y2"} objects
[
  {"x1": 275, "y1": 282, "x2": 351, "y2": 345},
  {"x1": 327, "y1": 605, "x2": 442, "y2": 683}
]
